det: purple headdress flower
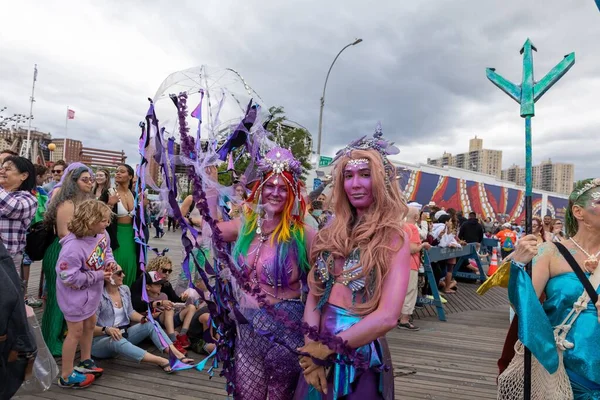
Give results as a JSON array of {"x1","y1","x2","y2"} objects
[{"x1": 256, "y1": 147, "x2": 303, "y2": 179}]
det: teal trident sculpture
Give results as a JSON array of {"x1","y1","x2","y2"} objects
[{"x1": 487, "y1": 39, "x2": 575, "y2": 400}]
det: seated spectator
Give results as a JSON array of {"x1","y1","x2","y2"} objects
[
  {"x1": 131, "y1": 256, "x2": 184, "y2": 307},
  {"x1": 92, "y1": 266, "x2": 193, "y2": 373},
  {"x1": 144, "y1": 271, "x2": 197, "y2": 354},
  {"x1": 188, "y1": 305, "x2": 218, "y2": 355}
]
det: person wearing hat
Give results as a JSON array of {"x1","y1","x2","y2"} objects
[
  {"x1": 496, "y1": 223, "x2": 518, "y2": 260},
  {"x1": 140, "y1": 271, "x2": 197, "y2": 355},
  {"x1": 92, "y1": 266, "x2": 193, "y2": 373}
]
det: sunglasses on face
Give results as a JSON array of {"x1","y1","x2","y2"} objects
[
  {"x1": 161, "y1": 268, "x2": 173, "y2": 274},
  {"x1": 79, "y1": 177, "x2": 95, "y2": 183},
  {"x1": 113, "y1": 270, "x2": 124, "y2": 277},
  {"x1": 52, "y1": 169, "x2": 63, "y2": 174}
]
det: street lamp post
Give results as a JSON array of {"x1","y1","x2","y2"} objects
[{"x1": 316, "y1": 38, "x2": 363, "y2": 165}]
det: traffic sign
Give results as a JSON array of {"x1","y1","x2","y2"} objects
[{"x1": 318, "y1": 156, "x2": 333, "y2": 167}]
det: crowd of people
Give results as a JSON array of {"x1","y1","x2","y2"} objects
[{"x1": 1, "y1": 126, "x2": 597, "y2": 399}]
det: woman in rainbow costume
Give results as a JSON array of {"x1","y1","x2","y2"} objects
[{"x1": 219, "y1": 146, "x2": 315, "y2": 399}]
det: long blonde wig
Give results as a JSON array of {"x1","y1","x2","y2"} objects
[{"x1": 309, "y1": 148, "x2": 407, "y2": 315}]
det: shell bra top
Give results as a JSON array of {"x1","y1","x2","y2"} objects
[
  {"x1": 237, "y1": 235, "x2": 304, "y2": 300},
  {"x1": 314, "y1": 248, "x2": 372, "y2": 309}
]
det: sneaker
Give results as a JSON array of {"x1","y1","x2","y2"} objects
[
  {"x1": 173, "y1": 340, "x2": 188, "y2": 355},
  {"x1": 25, "y1": 296, "x2": 43, "y2": 308},
  {"x1": 426, "y1": 295, "x2": 448, "y2": 304},
  {"x1": 177, "y1": 333, "x2": 191, "y2": 349},
  {"x1": 58, "y1": 371, "x2": 95, "y2": 389},
  {"x1": 75, "y1": 359, "x2": 104, "y2": 378},
  {"x1": 398, "y1": 322, "x2": 420, "y2": 331},
  {"x1": 190, "y1": 339, "x2": 207, "y2": 355}
]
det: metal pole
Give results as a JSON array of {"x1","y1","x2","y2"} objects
[
  {"x1": 523, "y1": 115, "x2": 533, "y2": 400},
  {"x1": 316, "y1": 39, "x2": 363, "y2": 163},
  {"x1": 25, "y1": 65, "x2": 37, "y2": 160}
]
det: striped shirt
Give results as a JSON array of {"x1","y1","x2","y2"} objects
[{"x1": 0, "y1": 188, "x2": 37, "y2": 256}]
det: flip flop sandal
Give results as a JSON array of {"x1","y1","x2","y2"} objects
[
  {"x1": 178, "y1": 357, "x2": 195, "y2": 365},
  {"x1": 159, "y1": 362, "x2": 173, "y2": 374}
]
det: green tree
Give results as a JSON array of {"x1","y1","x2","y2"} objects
[
  {"x1": 217, "y1": 149, "x2": 251, "y2": 186},
  {"x1": 215, "y1": 106, "x2": 313, "y2": 185}
]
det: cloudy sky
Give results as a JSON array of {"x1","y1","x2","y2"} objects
[{"x1": 1, "y1": 0, "x2": 599, "y2": 180}]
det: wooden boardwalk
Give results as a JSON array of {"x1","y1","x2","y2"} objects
[{"x1": 16, "y1": 231, "x2": 509, "y2": 399}]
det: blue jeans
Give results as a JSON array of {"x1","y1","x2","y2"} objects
[{"x1": 91, "y1": 323, "x2": 172, "y2": 362}]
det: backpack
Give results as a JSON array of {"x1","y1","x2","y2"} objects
[
  {"x1": 502, "y1": 235, "x2": 515, "y2": 252},
  {"x1": 0, "y1": 243, "x2": 37, "y2": 399},
  {"x1": 24, "y1": 223, "x2": 56, "y2": 262}
]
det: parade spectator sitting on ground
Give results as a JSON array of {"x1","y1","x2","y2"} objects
[
  {"x1": 43, "y1": 159, "x2": 66, "y2": 194},
  {"x1": 143, "y1": 271, "x2": 197, "y2": 354},
  {"x1": 552, "y1": 219, "x2": 566, "y2": 242},
  {"x1": 133, "y1": 255, "x2": 186, "y2": 304},
  {"x1": 92, "y1": 265, "x2": 193, "y2": 373},
  {"x1": 398, "y1": 206, "x2": 431, "y2": 331},
  {"x1": 187, "y1": 304, "x2": 218, "y2": 356},
  {"x1": 131, "y1": 256, "x2": 196, "y2": 353},
  {"x1": 496, "y1": 222, "x2": 518, "y2": 260},
  {"x1": 0, "y1": 156, "x2": 38, "y2": 271}
]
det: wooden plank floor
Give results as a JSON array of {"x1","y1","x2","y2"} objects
[{"x1": 16, "y1": 231, "x2": 510, "y2": 399}]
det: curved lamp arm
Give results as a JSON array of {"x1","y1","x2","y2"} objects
[{"x1": 316, "y1": 38, "x2": 363, "y2": 157}]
